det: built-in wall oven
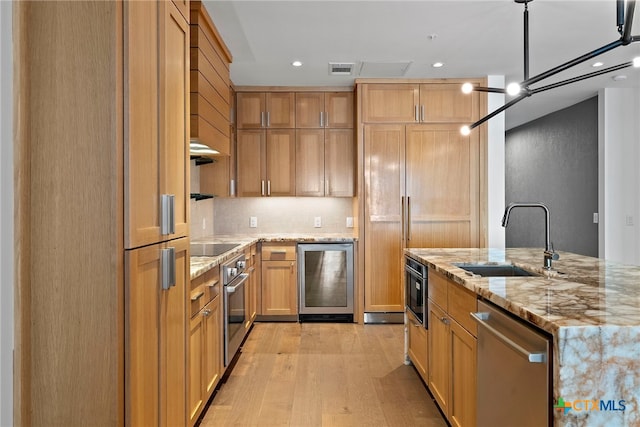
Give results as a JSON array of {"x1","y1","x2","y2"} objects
[
  {"x1": 405, "y1": 255, "x2": 427, "y2": 327},
  {"x1": 223, "y1": 253, "x2": 248, "y2": 366}
]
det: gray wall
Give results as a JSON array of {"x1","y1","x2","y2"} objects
[{"x1": 505, "y1": 97, "x2": 598, "y2": 257}]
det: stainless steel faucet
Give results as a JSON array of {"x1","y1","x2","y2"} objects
[{"x1": 502, "y1": 202, "x2": 559, "y2": 270}]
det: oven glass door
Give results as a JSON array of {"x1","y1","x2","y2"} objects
[
  {"x1": 405, "y1": 264, "x2": 425, "y2": 325},
  {"x1": 224, "y1": 273, "x2": 248, "y2": 366}
]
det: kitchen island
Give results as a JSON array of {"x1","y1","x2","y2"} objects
[{"x1": 406, "y1": 248, "x2": 640, "y2": 427}]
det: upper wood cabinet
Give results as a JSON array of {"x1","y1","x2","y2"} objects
[
  {"x1": 236, "y1": 129, "x2": 296, "y2": 197},
  {"x1": 237, "y1": 92, "x2": 295, "y2": 129},
  {"x1": 295, "y1": 92, "x2": 354, "y2": 128},
  {"x1": 189, "y1": 1, "x2": 233, "y2": 155},
  {"x1": 125, "y1": 0, "x2": 189, "y2": 249},
  {"x1": 360, "y1": 82, "x2": 480, "y2": 124}
]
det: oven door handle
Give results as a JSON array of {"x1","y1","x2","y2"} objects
[{"x1": 225, "y1": 273, "x2": 249, "y2": 293}]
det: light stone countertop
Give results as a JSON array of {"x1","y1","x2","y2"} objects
[
  {"x1": 405, "y1": 247, "x2": 640, "y2": 427},
  {"x1": 190, "y1": 233, "x2": 357, "y2": 279}
]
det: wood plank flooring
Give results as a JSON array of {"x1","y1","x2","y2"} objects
[{"x1": 198, "y1": 322, "x2": 447, "y2": 427}]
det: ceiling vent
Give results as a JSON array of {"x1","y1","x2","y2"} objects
[
  {"x1": 358, "y1": 61, "x2": 412, "y2": 77},
  {"x1": 329, "y1": 62, "x2": 355, "y2": 76}
]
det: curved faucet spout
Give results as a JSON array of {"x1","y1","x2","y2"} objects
[{"x1": 501, "y1": 202, "x2": 559, "y2": 269}]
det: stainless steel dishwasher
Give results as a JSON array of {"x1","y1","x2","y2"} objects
[
  {"x1": 472, "y1": 300, "x2": 551, "y2": 427},
  {"x1": 297, "y1": 242, "x2": 354, "y2": 322}
]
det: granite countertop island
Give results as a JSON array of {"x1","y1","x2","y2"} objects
[
  {"x1": 190, "y1": 233, "x2": 357, "y2": 279},
  {"x1": 406, "y1": 247, "x2": 640, "y2": 427}
]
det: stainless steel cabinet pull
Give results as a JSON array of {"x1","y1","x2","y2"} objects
[
  {"x1": 407, "y1": 196, "x2": 411, "y2": 241},
  {"x1": 203, "y1": 309, "x2": 212, "y2": 317},
  {"x1": 261, "y1": 111, "x2": 265, "y2": 127},
  {"x1": 471, "y1": 312, "x2": 547, "y2": 363},
  {"x1": 191, "y1": 291, "x2": 205, "y2": 301},
  {"x1": 401, "y1": 196, "x2": 406, "y2": 243},
  {"x1": 320, "y1": 112, "x2": 324, "y2": 127},
  {"x1": 230, "y1": 179, "x2": 235, "y2": 197},
  {"x1": 325, "y1": 112, "x2": 329, "y2": 127},
  {"x1": 161, "y1": 247, "x2": 176, "y2": 290},
  {"x1": 160, "y1": 194, "x2": 175, "y2": 235},
  {"x1": 267, "y1": 180, "x2": 271, "y2": 196},
  {"x1": 420, "y1": 105, "x2": 425, "y2": 122},
  {"x1": 261, "y1": 180, "x2": 265, "y2": 196},
  {"x1": 439, "y1": 316, "x2": 449, "y2": 325},
  {"x1": 414, "y1": 105, "x2": 419, "y2": 122},
  {"x1": 271, "y1": 250, "x2": 287, "y2": 255},
  {"x1": 266, "y1": 111, "x2": 270, "y2": 127}
]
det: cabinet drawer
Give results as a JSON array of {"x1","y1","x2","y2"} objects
[
  {"x1": 448, "y1": 283, "x2": 477, "y2": 337},
  {"x1": 262, "y1": 244, "x2": 296, "y2": 260},
  {"x1": 204, "y1": 267, "x2": 221, "y2": 306},
  {"x1": 428, "y1": 269, "x2": 448, "y2": 310},
  {"x1": 190, "y1": 283, "x2": 207, "y2": 318}
]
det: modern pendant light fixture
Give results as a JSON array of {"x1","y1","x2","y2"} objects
[{"x1": 460, "y1": 0, "x2": 640, "y2": 134}]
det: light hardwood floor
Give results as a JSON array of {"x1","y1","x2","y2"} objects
[{"x1": 198, "y1": 322, "x2": 447, "y2": 427}]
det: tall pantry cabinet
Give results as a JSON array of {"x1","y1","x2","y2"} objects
[
  {"x1": 357, "y1": 80, "x2": 486, "y2": 317},
  {"x1": 125, "y1": 1, "x2": 190, "y2": 426},
  {"x1": 15, "y1": 1, "x2": 190, "y2": 426}
]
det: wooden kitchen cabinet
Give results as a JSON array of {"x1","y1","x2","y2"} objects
[
  {"x1": 296, "y1": 128, "x2": 354, "y2": 197},
  {"x1": 427, "y1": 268, "x2": 477, "y2": 427},
  {"x1": 126, "y1": 237, "x2": 189, "y2": 427},
  {"x1": 237, "y1": 92, "x2": 295, "y2": 129},
  {"x1": 407, "y1": 311, "x2": 428, "y2": 384},
  {"x1": 244, "y1": 243, "x2": 260, "y2": 328},
  {"x1": 360, "y1": 82, "x2": 480, "y2": 124},
  {"x1": 261, "y1": 244, "x2": 298, "y2": 317},
  {"x1": 295, "y1": 92, "x2": 353, "y2": 128},
  {"x1": 125, "y1": 0, "x2": 190, "y2": 249},
  {"x1": 236, "y1": 129, "x2": 296, "y2": 197}
]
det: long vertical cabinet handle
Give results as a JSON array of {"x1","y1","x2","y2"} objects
[
  {"x1": 230, "y1": 179, "x2": 235, "y2": 197},
  {"x1": 401, "y1": 196, "x2": 406, "y2": 244},
  {"x1": 325, "y1": 112, "x2": 329, "y2": 127},
  {"x1": 161, "y1": 247, "x2": 176, "y2": 290},
  {"x1": 160, "y1": 194, "x2": 175, "y2": 235},
  {"x1": 414, "y1": 105, "x2": 419, "y2": 122},
  {"x1": 266, "y1": 111, "x2": 270, "y2": 127},
  {"x1": 267, "y1": 180, "x2": 271, "y2": 196},
  {"x1": 260, "y1": 112, "x2": 265, "y2": 128},
  {"x1": 420, "y1": 105, "x2": 425, "y2": 122},
  {"x1": 320, "y1": 112, "x2": 324, "y2": 127},
  {"x1": 261, "y1": 180, "x2": 265, "y2": 196},
  {"x1": 407, "y1": 196, "x2": 411, "y2": 241}
]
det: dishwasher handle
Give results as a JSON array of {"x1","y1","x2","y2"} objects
[{"x1": 470, "y1": 311, "x2": 546, "y2": 363}]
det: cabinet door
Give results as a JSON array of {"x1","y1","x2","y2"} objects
[
  {"x1": 449, "y1": 319, "x2": 477, "y2": 427},
  {"x1": 125, "y1": 0, "x2": 160, "y2": 249},
  {"x1": 428, "y1": 300, "x2": 450, "y2": 417},
  {"x1": 160, "y1": 0, "x2": 190, "y2": 242},
  {"x1": 325, "y1": 129, "x2": 354, "y2": 197},
  {"x1": 295, "y1": 92, "x2": 324, "y2": 128},
  {"x1": 407, "y1": 313, "x2": 428, "y2": 383},
  {"x1": 405, "y1": 124, "x2": 480, "y2": 248},
  {"x1": 261, "y1": 260, "x2": 297, "y2": 315},
  {"x1": 236, "y1": 92, "x2": 265, "y2": 129},
  {"x1": 126, "y1": 237, "x2": 188, "y2": 427},
  {"x1": 266, "y1": 92, "x2": 295, "y2": 128},
  {"x1": 363, "y1": 125, "x2": 405, "y2": 312},
  {"x1": 266, "y1": 129, "x2": 296, "y2": 196},
  {"x1": 236, "y1": 130, "x2": 266, "y2": 197},
  {"x1": 295, "y1": 129, "x2": 325, "y2": 196},
  {"x1": 203, "y1": 296, "x2": 221, "y2": 397},
  {"x1": 188, "y1": 312, "x2": 204, "y2": 426},
  {"x1": 361, "y1": 84, "x2": 419, "y2": 123},
  {"x1": 172, "y1": 0, "x2": 189, "y2": 21},
  {"x1": 420, "y1": 84, "x2": 479, "y2": 123},
  {"x1": 325, "y1": 92, "x2": 354, "y2": 128}
]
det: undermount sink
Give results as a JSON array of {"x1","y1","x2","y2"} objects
[{"x1": 453, "y1": 263, "x2": 539, "y2": 277}]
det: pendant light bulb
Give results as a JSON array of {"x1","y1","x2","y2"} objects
[
  {"x1": 506, "y1": 82, "x2": 522, "y2": 96},
  {"x1": 461, "y1": 82, "x2": 474, "y2": 94},
  {"x1": 460, "y1": 125, "x2": 471, "y2": 136},
  {"x1": 633, "y1": 57, "x2": 640, "y2": 68}
]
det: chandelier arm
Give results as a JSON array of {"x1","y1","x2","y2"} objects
[
  {"x1": 622, "y1": 0, "x2": 636, "y2": 44},
  {"x1": 617, "y1": 0, "x2": 625, "y2": 34},
  {"x1": 524, "y1": 1, "x2": 530, "y2": 81},
  {"x1": 468, "y1": 94, "x2": 528, "y2": 131},
  {"x1": 529, "y1": 61, "x2": 633, "y2": 95},
  {"x1": 521, "y1": 39, "x2": 623, "y2": 88},
  {"x1": 472, "y1": 87, "x2": 507, "y2": 94}
]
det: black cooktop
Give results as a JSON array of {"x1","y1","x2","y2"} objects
[{"x1": 190, "y1": 243, "x2": 240, "y2": 257}]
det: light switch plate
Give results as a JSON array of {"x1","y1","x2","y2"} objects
[
  {"x1": 250, "y1": 216, "x2": 257, "y2": 228},
  {"x1": 346, "y1": 217, "x2": 354, "y2": 228}
]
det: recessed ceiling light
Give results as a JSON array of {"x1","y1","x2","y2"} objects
[
  {"x1": 592, "y1": 61, "x2": 604, "y2": 67},
  {"x1": 633, "y1": 57, "x2": 640, "y2": 68},
  {"x1": 612, "y1": 75, "x2": 627, "y2": 81},
  {"x1": 432, "y1": 62, "x2": 444, "y2": 68},
  {"x1": 292, "y1": 60, "x2": 303, "y2": 67}
]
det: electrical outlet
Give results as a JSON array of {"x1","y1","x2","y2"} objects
[
  {"x1": 593, "y1": 213, "x2": 599, "y2": 224},
  {"x1": 314, "y1": 216, "x2": 322, "y2": 228},
  {"x1": 250, "y1": 216, "x2": 258, "y2": 228},
  {"x1": 346, "y1": 217, "x2": 354, "y2": 228}
]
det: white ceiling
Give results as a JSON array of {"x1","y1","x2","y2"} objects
[{"x1": 203, "y1": 0, "x2": 640, "y2": 129}]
